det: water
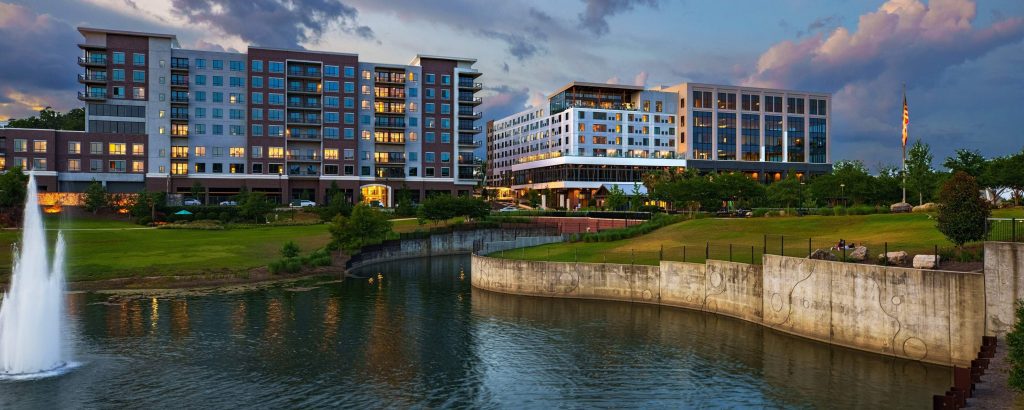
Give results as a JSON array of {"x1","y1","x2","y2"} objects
[
  {"x1": 0, "y1": 174, "x2": 70, "y2": 377},
  {"x1": 0, "y1": 255, "x2": 950, "y2": 408}
]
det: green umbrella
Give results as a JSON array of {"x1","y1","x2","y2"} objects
[{"x1": 175, "y1": 210, "x2": 193, "y2": 215}]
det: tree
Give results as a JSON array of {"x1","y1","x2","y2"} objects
[
  {"x1": 280, "y1": 241, "x2": 300, "y2": 258},
  {"x1": 190, "y1": 181, "x2": 205, "y2": 203},
  {"x1": 329, "y1": 205, "x2": 393, "y2": 252},
  {"x1": 905, "y1": 139, "x2": 936, "y2": 205},
  {"x1": 5, "y1": 107, "x2": 85, "y2": 130},
  {"x1": 318, "y1": 192, "x2": 353, "y2": 222},
  {"x1": 712, "y1": 172, "x2": 765, "y2": 208},
  {"x1": 984, "y1": 149, "x2": 1024, "y2": 205},
  {"x1": 0, "y1": 166, "x2": 28, "y2": 227},
  {"x1": 767, "y1": 175, "x2": 804, "y2": 209},
  {"x1": 605, "y1": 185, "x2": 627, "y2": 211},
  {"x1": 83, "y1": 180, "x2": 108, "y2": 214},
  {"x1": 394, "y1": 184, "x2": 416, "y2": 217},
  {"x1": 238, "y1": 191, "x2": 274, "y2": 223},
  {"x1": 629, "y1": 183, "x2": 646, "y2": 210},
  {"x1": 807, "y1": 160, "x2": 875, "y2": 206},
  {"x1": 936, "y1": 171, "x2": 990, "y2": 249},
  {"x1": 943, "y1": 149, "x2": 988, "y2": 179},
  {"x1": 524, "y1": 189, "x2": 540, "y2": 208}
]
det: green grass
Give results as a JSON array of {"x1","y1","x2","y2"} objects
[
  {"x1": 497, "y1": 211, "x2": 1004, "y2": 266},
  {"x1": 1, "y1": 216, "x2": 330, "y2": 282}
]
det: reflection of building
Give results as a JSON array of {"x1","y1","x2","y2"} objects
[
  {"x1": 1, "y1": 26, "x2": 483, "y2": 206},
  {"x1": 486, "y1": 81, "x2": 832, "y2": 208}
]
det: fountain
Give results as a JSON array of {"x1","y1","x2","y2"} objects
[{"x1": 0, "y1": 174, "x2": 71, "y2": 378}]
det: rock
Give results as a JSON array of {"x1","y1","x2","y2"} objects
[
  {"x1": 808, "y1": 249, "x2": 836, "y2": 261},
  {"x1": 848, "y1": 246, "x2": 868, "y2": 262},
  {"x1": 912, "y1": 203, "x2": 938, "y2": 213},
  {"x1": 890, "y1": 202, "x2": 913, "y2": 213},
  {"x1": 913, "y1": 254, "x2": 940, "y2": 269},
  {"x1": 878, "y1": 251, "x2": 908, "y2": 265}
]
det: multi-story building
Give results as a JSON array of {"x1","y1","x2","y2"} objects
[
  {"x1": 0, "y1": 27, "x2": 483, "y2": 206},
  {"x1": 486, "y1": 81, "x2": 831, "y2": 209}
]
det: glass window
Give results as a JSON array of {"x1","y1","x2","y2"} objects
[
  {"x1": 268, "y1": 61, "x2": 284, "y2": 73},
  {"x1": 251, "y1": 124, "x2": 263, "y2": 136},
  {"x1": 112, "y1": 52, "x2": 125, "y2": 65},
  {"x1": 133, "y1": 70, "x2": 145, "y2": 82},
  {"x1": 132, "y1": 143, "x2": 145, "y2": 156},
  {"x1": 68, "y1": 141, "x2": 81, "y2": 154},
  {"x1": 441, "y1": 75, "x2": 450, "y2": 85},
  {"x1": 67, "y1": 159, "x2": 81, "y2": 172},
  {"x1": 324, "y1": 65, "x2": 339, "y2": 77},
  {"x1": 112, "y1": 69, "x2": 125, "y2": 81},
  {"x1": 33, "y1": 140, "x2": 47, "y2": 153},
  {"x1": 195, "y1": 58, "x2": 206, "y2": 69},
  {"x1": 344, "y1": 66, "x2": 355, "y2": 77},
  {"x1": 212, "y1": 76, "x2": 223, "y2": 86},
  {"x1": 212, "y1": 59, "x2": 223, "y2": 70},
  {"x1": 229, "y1": 60, "x2": 244, "y2": 71},
  {"x1": 132, "y1": 53, "x2": 145, "y2": 66},
  {"x1": 251, "y1": 60, "x2": 263, "y2": 72}
]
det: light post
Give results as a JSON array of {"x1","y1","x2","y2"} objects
[
  {"x1": 278, "y1": 168, "x2": 284, "y2": 205},
  {"x1": 840, "y1": 183, "x2": 846, "y2": 207}
]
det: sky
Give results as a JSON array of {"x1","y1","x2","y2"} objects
[{"x1": 0, "y1": 0, "x2": 1022, "y2": 169}]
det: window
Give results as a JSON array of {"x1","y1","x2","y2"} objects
[
  {"x1": 229, "y1": 60, "x2": 244, "y2": 71},
  {"x1": 440, "y1": 167, "x2": 450, "y2": 177},
  {"x1": 112, "y1": 69, "x2": 125, "y2": 81},
  {"x1": 268, "y1": 125, "x2": 284, "y2": 137},
  {"x1": 325, "y1": 65, "x2": 339, "y2": 77},
  {"x1": 133, "y1": 70, "x2": 145, "y2": 82},
  {"x1": 251, "y1": 124, "x2": 263, "y2": 136},
  {"x1": 90, "y1": 142, "x2": 103, "y2": 154},
  {"x1": 268, "y1": 77, "x2": 284, "y2": 89},
  {"x1": 252, "y1": 92, "x2": 264, "y2": 104},
  {"x1": 68, "y1": 141, "x2": 81, "y2": 154},
  {"x1": 268, "y1": 109, "x2": 283, "y2": 121},
  {"x1": 441, "y1": 152, "x2": 451, "y2": 163},
  {"x1": 425, "y1": 73, "x2": 435, "y2": 84},
  {"x1": 13, "y1": 139, "x2": 26, "y2": 152},
  {"x1": 344, "y1": 128, "x2": 354, "y2": 139},
  {"x1": 692, "y1": 91, "x2": 713, "y2": 109},
  {"x1": 89, "y1": 159, "x2": 103, "y2": 172},
  {"x1": 195, "y1": 58, "x2": 206, "y2": 69},
  {"x1": 325, "y1": 112, "x2": 339, "y2": 123},
  {"x1": 425, "y1": 88, "x2": 435, "y2": 99},
  {"x1": 441, "y1": 75, "x2": 451, "y2": 85},
  {"x1": 269, "y1": 147, "x2": 284, "y2": 158},
  {"x1": 344, "y1": 149, "x2": 354, "y2": 160},
  {"x1": 108, "y1": 160, "x2": 126, "y2": 173},
  {"x1": 787, "y1": 97, "x2": 805, "y2": 114},
  {"x1": 212, "y1": 59, "x2": 223, "y2": 70},
  {"x1": 251, "y1": 108, "x2": 263, "y2": 120},
  {"x1": 212, "y1": 92, "x2": 223, "y2": 103},
  {"x1": 132, "y1": 144, "x2": 145, "y2": 156},
  {"x1": 343, "y1": 82, "x2": 354, "y2": 93},
  {"x1": 344, "y1": 66, "x2": 355, "y2": 77},
  {"x1": 229, "y1": 108, "x2": 243, "y2": 119},
  {"x1": 194, "y1": 91, "x2": 206, "y2": 101},
  {"x1": 212, "y1": 124, "x2": 223, "y2": 135},
  {"x1": 229, "y1": 77, "x2": 244, "y2": 88},
  {"x1": 230, "y1": 125, "x2": 243, "y2": 136},
  {"x1": 344, "y1": 113, "x2": 355, "y2": 125},
  {"x1": 408, "y1": 88, "x2": 418, "y2": 98},
  {"x1": 344, "y1": 97, "x2": 354, "y2": 108},
  {"x1": 30, "y1": 158, "x2": 46, "y2": 171},
  {"x1": 717, "y1": 92, "x2": 736, "y2": 110},
  {"x1": 324, "y1": 149, "x2": 339, "y2": 160},
  {"x1": 441, "y1": 89, "x2": 450, "y2": 100},
  {"x1": 112, "y1": 52, "x2": 125, "y2": 65},
  {"x1": 112, "y1": 87, "x2": 125, "y2": 99},
  {"x1": 425, "y1": 167, "x2": 434, "y2": 177},
  {"x1": 269, "y1": 61, "x2": 284, "y2": 73},
  {"x1": 193, "y1": 74, "x2": 206, "y2": 85},
  {"x1": 742, "y1": 94, "x2": 761, "y2": 111},
  {"x1": 765, "y1": 96, "x2": 783, "y2": 113},
  {"x1": 212, "y1": 163, "x2": 223, "y2": 173},
  {"x1": 252, "y1": 163, "x2": 263, "y2": 174},
  {"x1": 132, "y1": 53, "x2": 145, "y2": 66},
  {"x1": 269, "y1": 93, "x2": 284, "y2": 105},
  {"x1": 324, "y1": 127, "x2": 339, "y2": 139},
  {"x1": 252, "y1": 60, "x2": 263, "y2": 72},
  {"x1": 33, "y1": 140, "x2": 47, "y2": 153},
  {"x1": 251, "y1": 146, "x2": 263, "y2": 158},
  {"x1": 425, "y1": 152, "x2": 435, "y2": 162},
  {"x1": 109, "y1": 143, "x2": 126, "y2": 155},
  {"x1": 324, "y1": 81, "x2": 339, "y2": 92},
  {"x1": 132, "y1": 161, "x2": 144, "y2": 173},
  {"x1": 441, "y1": 132, "x2": 451, "y2": 143},
  {"x1": 441, "y1": 104, "x2": 450, "y2": 114},
  {"x1": 229, "y1": 147, "x2": 244, "y2": 157},
  {"x1": 132, "y1": 87, "x2": 145, "y2": 99},
  {"x1": 809, "y1": 99, "x2": 827, "y2": 116},
  {"x1": 213, "y1": 108, "x2": 224, "y2": 119},
  {"x1": 67, "y1": 159, "x2": 81, "y2": 171}
]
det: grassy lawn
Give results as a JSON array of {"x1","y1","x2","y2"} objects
[
  {"x1": 390, "y1": 217, "x2": 464, "y2": 233},
  {"x1": 1, "y1": 215, "x2": 331, "y2": 282},
  {"x1": 497, "y1": 210, "x2": 1021, "y2": 266}
]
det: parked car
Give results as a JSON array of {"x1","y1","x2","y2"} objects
[
  {"x1": 499, "y1": 206, "x2": 520, "y2": 212},
  {"x1": 183, "y1": 198, "x2": 202, "y2": 206},
  {"x1": 289, "y1": 200, "x2": 317, "y2": 208},
  {"x1": 219, "y1": 200, "x2": 238, "y2": 206}
]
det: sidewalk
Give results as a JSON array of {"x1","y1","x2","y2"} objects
[{"x1": 970, "y1": 337, "x2": 1024, "y2": 409}]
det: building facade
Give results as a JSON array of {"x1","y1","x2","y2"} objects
[
  {"x1": 486, "y1": 82, "x2": 832, "y2": 208},
  {"x1": 0, "y1": 27, "x2": 483, "y2": 206}
]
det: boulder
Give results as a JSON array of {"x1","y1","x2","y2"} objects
[
  {"x1": 878, "y1": 251, "x2": 908, "y2": 265},
  {"x1": 913, "y1": 254, "x2": 940, "y2": 269},
  {"x1": 912, "y1": 203, "x2": 938, "y2": 213},
  {"x1": 848, "y1": 246, "x2": 869, "y2": 262},
  {"x1": 890, "y1": 202, "x2": 913, "y2": 213},
  {"x1": 808, "y1": 249, "x2": 836, "y2": 261}
]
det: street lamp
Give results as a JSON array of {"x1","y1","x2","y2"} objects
[
  {"x1": 840, "y1": 183, "x2": 846, "y2": 207},
  {"x1": 278, "y1": 168, "x2": 284, "y2": 205}
]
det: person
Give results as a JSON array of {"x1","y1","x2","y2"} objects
[{"x1": 833, "y1": 239, "x2": 846, "y2": 251}]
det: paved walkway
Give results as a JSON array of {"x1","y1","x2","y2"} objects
[{"x1": 971, "y1": 336, "x2": 1023, "y2": 409}]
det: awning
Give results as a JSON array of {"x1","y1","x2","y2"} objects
[{"x1": 174, "y1": 210, "x2": 193, "y2": 215}]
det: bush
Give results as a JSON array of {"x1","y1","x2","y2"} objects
[
  {"x1": 937, "y1": 171, "x2": 991, "y2": 248},
  {"x1": 281, "y1": 241, "x2": 300, "y2": 258},
  {"x1": 1008, "y1": 300, "x2": 1024, "y2": 391},
  {"x1": 577, "y1": 213, "x2": 684, "y2": 243}
]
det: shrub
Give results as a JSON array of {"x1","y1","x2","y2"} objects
[
  {"x1": 937, "y1": 171, "x2": 991, "y2": 248},
  {"x1": 281, "y1": 241, "x2": 300, "y2": 258},
  {"x1": 1008, "y1": 300, "x2": 1024, "y2": 391}
]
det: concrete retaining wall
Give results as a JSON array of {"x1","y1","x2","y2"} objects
[
  {"x1": 348, "y1": 228, "x2": 564, "y2": 270},
  {"x1": 984, "y1": 241, "x2": 1024, "y2": 336},
  {"x1": 472, "y1": 253, "x2": 986, "y2": 367},
  {"x1": 479, "y1": 236, "x2": 566, "y2": 256}
]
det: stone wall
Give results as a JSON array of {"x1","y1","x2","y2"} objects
[
  {"x1": 472, "y1": 253, "x2": 986, "y2": 367},
  {"x1": 348, "y1": 228, "x2": 563, "y2": 271},
  {"x1": 984, "y1": 241, "x2": 1024, "y2": 336}
]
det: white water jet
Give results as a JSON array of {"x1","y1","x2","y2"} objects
[{"x1": 0, "y1": 173, "x2": 70, "y2": 376}]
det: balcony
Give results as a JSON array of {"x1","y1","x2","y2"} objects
[
  {"x1": 374, "y1": 73, "x2": 406, "y2": 85},
  {"x1": 458, "y1": 81, "x2": 483, "y2": 91},
  {"x1": 288, "y1": 84, "x2": 322, "y2": 94},
  {"x1": 288, "y1": 68, "x2": 321, "y2": 78},
  {"x1": 458, "y1": 136, "x2": 479, "y2": 147},
  {"x1": 170, "y1": 112, "x2": 189, "y2": 121},
  {"x1": 170, "y1": 79, "x2": 189, "y2": 88},
  {"x1": 458, "y1": 125, "x2": 483, "y2": 133},
  {"x1": 375, "y1": 167, "x2": 406, "y2": 179},
  {"x1": 287, "y1": 101, "x2": 322, "y2": 109},
  {"x1": 374, "y1": 91, "x2": 405, "y2": 100},
  {"x1": 78, "y1": 90, "x2": 107, "y2": 101},
  {"x1": 78, "y1": 72, "x2": 108, "y2": 84},
  {"x1": 287, "y1": 154, "x2": 321, "y2": 162},
  {"x1": 458, "y1": 96, "x2": 483, "y2": 105},
  {"x1": 78, "y1": 56, "x2": 107, "y2": 67},
  {"x1": 374, "y1": 154, "x2": 406, "y2": 164},
  {"x1": 457, "y1": 110, "x2": 482, "y2": 120},
  {"x1": 287, "y1": 116, "x2": 322, "y2": 125},
  {"x1": 374, "y1": 119, "x2": 406, "y2": 129},
  {"x1": 287, "y1": 131, "x2": 322, "y2": 141},
  {"x1": 170, "y1": 60, "x2": 189, "y2": 71},
  {"x1": 170, "y1": 95, "x2": 189, "y2": 104}
]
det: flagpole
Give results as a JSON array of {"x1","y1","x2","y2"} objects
[{"x1": 901, "y1": 84, "x2": 907, "y2": 204}]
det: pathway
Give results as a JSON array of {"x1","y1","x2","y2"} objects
[{"x1": 971, "y1": 336, "x2": 1023, "y2": 409}]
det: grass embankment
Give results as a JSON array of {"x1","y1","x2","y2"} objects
[
  {"x1": 497, "y1": 208, "x2": 1024, "y2": 266},
  {"x1": 0, "y1": 215, "x2": 331, "y2": 282}
]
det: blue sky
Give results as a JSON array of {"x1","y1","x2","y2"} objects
[{"x1": 1, "y1": 0, "x2": 1022, "y2": 169}]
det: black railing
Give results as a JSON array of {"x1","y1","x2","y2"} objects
[{"x1": 987, "y1": 218, "x2": 1023, "y2": 243}]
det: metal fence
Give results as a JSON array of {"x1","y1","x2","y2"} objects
[{"x1": 987, "y1": 218, "x2": 1023, "y2": 243}]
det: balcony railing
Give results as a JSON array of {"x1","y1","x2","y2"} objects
[
  {"x1": 288, "y1": 132, "x2": 321, "y2": 140},
  {"x1": 288, "y1": 85, "x2": 322, "y2": 93},
  {"x1": 458, "y1": 136, "x2": 478, "y2": 146},
  {"x1": 458, "y1": 81, "x2": 483, "y2": 90},
  {"x1": 171, "y1": 132, "x2": 189, "y2": 138},
  {"x1": 374, "y1": 91, "x2": 406, "y2": 99},
  {"x1": 170, "y1": 95, "x2": 189, "y2": 103},
  {"x1": 458, "y1": 96, "x2": 483, "y2": 104},
  {"x1": 458, "y1": 110, "x2": 482, "y2": 119},
  {"x1": 78, "y1": 73, "x2": 108, "y2": 82},
  {"x1": 287, "y1": 154, "x2": 321, "y2": 161},
  {"x1": 170, "y1": 79, "x2": 189, "y2": 86},
  {"x1": 78, "y1": 56, "x2": 107, "y2": 66},
  {"x1": 458, "y1": 126, "x2": 483, "y2": 133},
  {"x1": 78, "y1": 90, "x2": 107, "y2": 100},
  {"x1": 374, "y1": 119, "x2": 406, "y2": 128},
  {"x1": 374, "y1": 74, "x2": 406, "y2": 84},
  {"x1": 287, "y1": 117, "x2": 322, "y2": 125},
  {"x1": 288, "y1": 68, "x2": 321, "y2": 78},
  {"x1": 287, "y1": 101, "x2": 322, "y2": 109},
  {"x1": 170, "y1": 113, "x2": 189, "y2": 120}
]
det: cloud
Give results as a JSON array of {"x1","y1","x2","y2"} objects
[
  {"x1": 169, "y1": 0, "x2": 374, "y2": 48},
  {"x1": 0, "y1": 2, "x2": 80, "y2": 120},
  {"x1": 633, "y1": 71, "x2": 648, "y2": 86},
  {"x1": 743, "y1": 0, "x2": 1024, "y2": 165},
  {"x1": 797, "y1": 15, "x2": 841, "y2": 37},
  {"x1": 477, "y1": 29, "x2": 545, "y2": 60},
  {"x1": 578, "y1": 0, "x2": 659, "y2": 36}
]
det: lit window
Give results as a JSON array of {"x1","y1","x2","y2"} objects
[
  {"x1": 33, "y1": 140, "x2": 47, "y2": 153},
  {"x1": 132, "y1": 161, "x2": 144, "y2": 173},
  {"x1": 229, "y1": 147, "x2": 245, "y2": 157},
  {"x1": 324, "y1": 149, "x2": 339, "y2": 160},
  {"x1": 68, "y1": 141, "x2": 80, "y2": 154},
  {"x1": 67, "y1": 159, "x2": 81, "y2": 172},
  {"x1": 268, "y1": 147, "x2": 284, "y2": 158},
  {"x1": 109, "y1": 143, "x2": 126, "y2": 155}
]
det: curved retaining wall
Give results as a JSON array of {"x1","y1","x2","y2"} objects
[
  {"x1": 472, "y1": 254, "x2": 986, "y2": 367},
  {"x1": 347, "y1": 228, "x2": 564, "y2": 271}
]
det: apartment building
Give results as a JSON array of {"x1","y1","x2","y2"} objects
[
  {"x1": 0, "y1": 27, "x2": 484, "y2": 205},
  {"x1": 486, "y1": 81, "x2": 831, "y2": 209}
]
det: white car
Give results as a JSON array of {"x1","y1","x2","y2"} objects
[
  {"x1": 499, "y1": 206, "x2": 519, "y2": 212},
  {"x1": 290, "y1": 200, "x2": 317, "y2": 208},
  {"x1": 183, "y1": 198, "x2": 202, "y2": 206},
  {"x1": 219, "y1": 200, "x2": 238, "y2": 206}
]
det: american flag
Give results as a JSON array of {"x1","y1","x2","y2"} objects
[{"x1": 902, "y1": 93, "x2": 909, "y2": 148}]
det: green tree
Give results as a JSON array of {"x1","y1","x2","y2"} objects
[
  {"x1": 524, "y1": 189, "x2": 540, "y2": 208},
  {"x1": 629, "y1": 183, "x2": 646, "y2": 210},
  {"x1": 318, "y1": 192, "x2": 354, "y2": 222},
  {"x1": 329, "y1": 205, "x2": 393, "y2": 251},
  {"x1": 238, "y1": 191, "x2": 274, "y2": 223},
  {"x1": 712, "y1": 172, "x2": 765, "y2": 208},
  {"x1": 936, "y1": 171, "x2": 990, "y2": 249},
  {"x1": 767, "y1": 175, "x2": 804, "y2": 209},
  {"x1": 808, "y1": 160, "x2": 875, "y2": 206},
  {"x1": 605, "y1": 185, "x2": 627, "y2": 211},
  {"x1": 942, "y1": 148, "x2": 988, "y2": 179},
  {"x1": 83, "y1": 180, "x2": 108, "y2": 214},
  {"x1": 0, "y1": 166, "x2": 28, "y2": 226},
  {"x1": 394, "y1": 184, "x2": 416, "y2": 217},
  {"x1": 190, "y1": 181, "x2": 205, "y2": 203},
  {"x1": 1008, "y1": 301, "x2": 1024, "y2": 391},
  {"x1": 5, "y1": 107, "x2": 85, "y2": 130},
  {"x1": 984, "y1": 149, "x2": 1024, "y2": 205},
  {"x1": 905, "y1": 139, "x2": 936, "y2": 205},
  {"x1": 874, "y1": 165, "x2": 905, "y2": 206}
]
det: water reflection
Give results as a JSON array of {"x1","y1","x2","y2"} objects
[{"x1": 0, "y1": 256, "x2": 949, "y2": 408}]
